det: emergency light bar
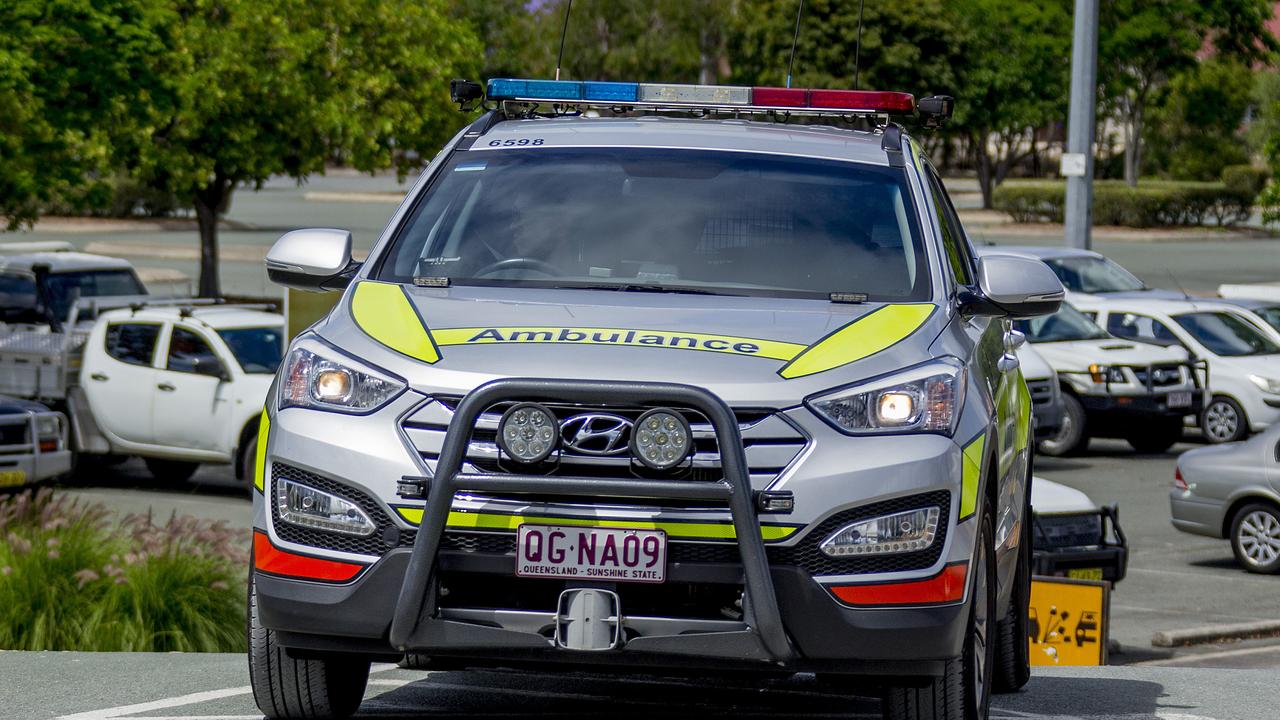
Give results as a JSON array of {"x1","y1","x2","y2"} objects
[{"x1": 486, "y1": 78, "x2": 919, "y2": 115}]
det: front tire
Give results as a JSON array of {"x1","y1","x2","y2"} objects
[
  {"x1": 993, "y1": 493, "x2": 1031, "y2": 693},
  {"x1": 248, "y1": 577, "x2": 370, "y2": 719},
  {"x1": 1038, "y1": 394, "x2": 1087, "y2": 457},
  {"x1": 883, "y1": 501, "x2": 996, "y2": 720},
  {"x1": 1230, "y1": 503, "x2": 1280, "y2": 574},
  {"x1": 1202, "y1": 396, "x2": 1248, "y2": 444}
]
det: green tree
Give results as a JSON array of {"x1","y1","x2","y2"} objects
[
  {"x1": 138, "y1": 0, "x2": 480, "y2": 297},
  {"x1": 1099, "y1": 0, "x2": 1277, "y2": 187},
  {"x1": 1145, "y1": 60, "x2": 1253, "y2": 180},
  {"x1": 0, "y1": 0, "x2": 171, "y2": 229},
  {"x1": 947, "y1": 0, "x2": 1071, "y2": 208}
]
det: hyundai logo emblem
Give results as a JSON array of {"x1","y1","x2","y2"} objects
[{"x1": 561, "y1": 413, "x2": 632, "y2": 456}]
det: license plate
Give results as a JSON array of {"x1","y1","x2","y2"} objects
[
  {"x1": 1167, "y1": 391, "x2": 1193, "y2": 408},
  {"x1": 0, "y1": 469, "x2": 27, "y2": 487},
  {"x1": 516, "y1": 524, "x2": 667, "y2": 584},
  {"x1": 1067, "y1": 567, "x2": 1104, "y2": 581}
]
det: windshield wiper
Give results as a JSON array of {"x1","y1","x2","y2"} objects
[{"x1": 613, "y1": 283, "x2": 728, "y2": 296}]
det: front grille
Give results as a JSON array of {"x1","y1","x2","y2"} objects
[
  {"x1": 400, "y1": 397, "x2": 807, "y2": 491},
  {"x1": 269, "y1": 463, "x2": 402, "y2": 557},
  {"x1": 1026, "y1": 379, "x2": 1056, "y2": 407},
  {"x1": 437, "y1": 571, "x2": 742, "y2": 620},
  {"x1": 768, "y1": 491, "x2": 952, "y2": 576},
  {"x1": 1131, "y1": 365, "x2": 1185, "y2": 388}
]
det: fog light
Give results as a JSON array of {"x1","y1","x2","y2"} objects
[
  {"x1": 631, "y1": 408, "x2": 692, "y2": 471},
  {"x1": 498, "y1": 403, "x2": 558, "y2": 463},
  {"x1": 819, "y1": 506, "x2": 940, "y2": 557},
  {"x1": 276, "y1": 477, "x2": 375, "y2": 537}
]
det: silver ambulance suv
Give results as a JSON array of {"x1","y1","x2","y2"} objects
[{"x1": 250, "y1": 79, "x2": 1063, "y2": 720}]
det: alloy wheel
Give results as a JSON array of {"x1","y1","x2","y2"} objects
[
  {"x1": 971, "y1": 536, "x2": 991, "y2": 706},
  {"x1": 1238, "y1": 510, "x2": 1280, "y2": 568},
  {"x1": 1204, "y1": 401, "x2": 1239, "y2": 442}
]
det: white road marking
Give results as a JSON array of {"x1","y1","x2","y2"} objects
[
  {"x1": 56, "y1": 664, "x2": 403, "y2": 720},
  {"x1": 1136, "y1": 642, "x2": 1280, "y2": 666}
]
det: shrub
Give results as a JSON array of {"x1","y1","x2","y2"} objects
[
  {"x1": 1221, "y1": 164, "x2": 1271, "y2": 197},
  {"x1": 992, "y1": 180, "x2": 1255, "y2": 228},
  {"x1": 0, "y1": 489, "x2": 246, "y2": 652}
]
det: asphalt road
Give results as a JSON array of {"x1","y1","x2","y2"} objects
[{"x1": 0, "y1": 652, "x2": 1275, "y2": 720}]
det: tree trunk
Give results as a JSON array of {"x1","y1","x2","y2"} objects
[
  {"x1": 194, "y1": 176, "x2": 232, "y2": 298},
  {"x1": 974, "y1": 132, "x2": 995, "y2": 210}
]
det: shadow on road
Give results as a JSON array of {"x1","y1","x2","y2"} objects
[{"x1": 998, "y1": 675, "x2": 1180, "y2": 718}]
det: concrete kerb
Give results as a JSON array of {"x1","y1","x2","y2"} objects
[{"x1": 1152, "y1": 619, "x2": 1280, "y2": 648}]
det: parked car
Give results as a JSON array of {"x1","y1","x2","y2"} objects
[
  {"x1": 976, "y1": 246, "x2": 1181, "y2": 301},
  {"x1": 1031, "y1": 476, "x2": 1128, "y2": 584},
  {"x1": 0, "y1": 249, "x2": 149, "y2": 331},
  {"x1": 1074, "y1": 297, "x2": 1280, "y2": 444},
  {"x1": 1172, "y1": 424, "x2": 1280, "y2": 573},
  {"x1": 78, "y1": 306, "x2": 284, "y2": 483},
  {"x1": 1011, "y1": 301, "x2": 1200, "y2": 455},
  {"x1": 1196, "y1": 296, "x2": 1280, "y2": 344},
  {"x1": 1018, "y1": 343, "x2": 1064, "y2": 441},
  {"x1": 0, "y1": 395, "x2": 72, "y2": 489}
]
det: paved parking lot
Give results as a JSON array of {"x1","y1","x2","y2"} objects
[{"x1": 0, "y1": 652, "x2": 1273, "y2": 720}]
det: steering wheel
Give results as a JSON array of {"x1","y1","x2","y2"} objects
[{"x1": 473, "y1": 257, "x2": 561, "y2": 278}]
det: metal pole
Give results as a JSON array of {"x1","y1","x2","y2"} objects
[{"x1": 1063, "y1": 0, "x2": 1098, "y2": 250}]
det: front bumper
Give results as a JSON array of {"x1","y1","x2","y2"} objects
[
  {"x1": 256, "y1": 379, "x2": 979, "y2": 676},
  {"x1": 0, "y1": 411, "x2": 73, "y2": 486},
  {"x1": 1077, "y1": 391, "x2": 1201, "y2": 418},
  {"x1": 1031, "y1": 505, "x2": 1128, "y2": 584}
]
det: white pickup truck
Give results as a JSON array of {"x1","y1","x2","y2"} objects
[
  {"x1": 0, "y1": 248, "x2": 283, "y2": 485},
  {"x1": 75, "y1": 305, "x2": 283, "y2": 483}
]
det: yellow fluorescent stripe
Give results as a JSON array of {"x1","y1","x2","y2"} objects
[
  {"x1": 394, "y1": 507, "x2": 797, "y2": 541},
  {"x1": 1015, "y1": 378, "x2": 1032, "y2": 452},
  {"x1": 430, "y1": 326, "x2": 806, "y2": 362},
  {"x1": 253, "y1": 410, "x2": 270, "y2": 493},
  {"x1": 961, "y1": 434, "x2": 985, "y2": 519},
  {"x1": 778, "y1": 304, "x2": 935, "y2": 379},
  {"x1": 350, "y1": 281, "x2": 440, "y2": 363}
]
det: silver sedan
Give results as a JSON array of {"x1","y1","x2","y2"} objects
[{"x1": 1172, "y1": 423, "x2": 1280, "y2": 573}]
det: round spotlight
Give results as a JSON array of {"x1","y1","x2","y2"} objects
[
  {"x1": 630, "y1": 408, "x2": 692, "y2": 471},
  {"x1": 497, "y1": 402, "x2": 558, "y2": 464}
]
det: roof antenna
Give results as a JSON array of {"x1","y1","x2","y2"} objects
[
  {"x1": 554, "y1": 0, "x2": 574, "y2": 81},
  {"x1": 853, "y1": 0, "x2": 866, "y2": 89},
  {"x1": 1167, "y1": 269, "x2": 1193, "y2": 302},
  {"x1": 785, "y1": 0, "x2": 805, "y2": 88}
]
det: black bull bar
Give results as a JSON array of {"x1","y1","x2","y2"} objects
[{"x1": 388, "y1": 378, "x2": 797, "y2": 662}]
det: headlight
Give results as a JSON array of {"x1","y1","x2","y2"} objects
[
  {"x1": 498, "y1": 402, "x2": 558, "y2": 463},
  {"x1": 1088, "y1": 364, "x2": 1127, "y2": 384},
  {"x1": 631, "y1": 408, "x2": 693, "y2": 470},
  {"x1": 819, "y1": 506, "x2": 941, "y2": 557},
  {"x1": 34, "y1": 415, "x2": 59, "y2": 440},
  {"x1": 806, "y1": 359, "x2": 965, "y2": 436},
  {"x1": 280, "y1": 344, "x2": 405, "y2": 413},
  {"x1": 276, "y1": 477, "x2": 376, "y2": 537},
  {"x1": 1249, "y1": 374, "x2": 1280, "y2": 395}
]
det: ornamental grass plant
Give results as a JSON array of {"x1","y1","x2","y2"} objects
[{"x1": 0, "y1": 489, "x2": 247, "y2": 652}]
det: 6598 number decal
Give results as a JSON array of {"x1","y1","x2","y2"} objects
[{"x1": 488, "y1": 138, "x2": 545, "y2": 147}]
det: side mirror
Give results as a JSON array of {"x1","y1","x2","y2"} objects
[
  {"x1": 265, "y1": 229, "x2": 359, "y2": 292},
  {"x1": 966, "y1": 255, "x2": 1064, "y2": 319}
]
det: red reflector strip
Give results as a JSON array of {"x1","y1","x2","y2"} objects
[
  {"x1": 253, "y1": 531, "x2": 365, "y2": 582},
  {"x1": 829, "y1": 562, "x2": 967, "y2": 606},
  {"x1": 38, "y1": 440, "x2": 57, "y2": 452},
  {"x1": 752, "y1": 87, "x2": 809, "y2": 107},
  {"x1": 808, "y1": 90, "x2": 915, "y2": 112}
]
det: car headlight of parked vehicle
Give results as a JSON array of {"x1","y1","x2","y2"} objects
[
  {"x1": 806, "y1": 358, "x2": 964, "y2": 436},
  {"x1": 1248, "y1": 374, "x2": 1280, "y2": 394},
  {"x1": 820, "y1": 506, "x2": 942, "y2": 557},
  {"x1": 279, "y1": 342, "x2": 405, "y2": 414},
  {"x1": 1088, "y1": 364, "x2": 1127, "y2": 384}
]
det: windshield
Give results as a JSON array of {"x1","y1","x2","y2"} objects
[
  {"x1": 1045, "y1": 257, "x2": 1145, "y2": 294},
  {"x1": 217, "y1": 326, "x2": 285, "y2": 373},
  {"x1": 376, "y1": 148, "x2": 928, "y2": 300},
  {"x1": 1252, "y1": 305, "x2": 1280, "y2": 333},
  {"x1": 0, "y1": 273, "x2": 42, "y2": 323},
  {"x1": 1172, "y1": 312, "x2": 1280, "y2": 357},
  {"x1": 1015, "y1": 303, "x2": 1110, "y2": 343},
  {"x1": 45, "y1": 270, "x2": 146, "y2": 320}
]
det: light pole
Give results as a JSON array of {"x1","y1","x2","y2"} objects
[{"x1": 1063, "y1": 0, "x2": 1098, "y2": 249}]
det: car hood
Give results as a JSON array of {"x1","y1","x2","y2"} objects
[
  {"x1": 1030, "y1": 338, "x2": 1188, "y2": 372},
  {"x1": 1209, "y1": 353, "x2": 1280, "y2": 379},
  {"x1": 1031, "y1": 476, "x2": 1097, "y2": 513},
  {"x1": 315, "y1": 281, "x2": 946, "y2": 407}
]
